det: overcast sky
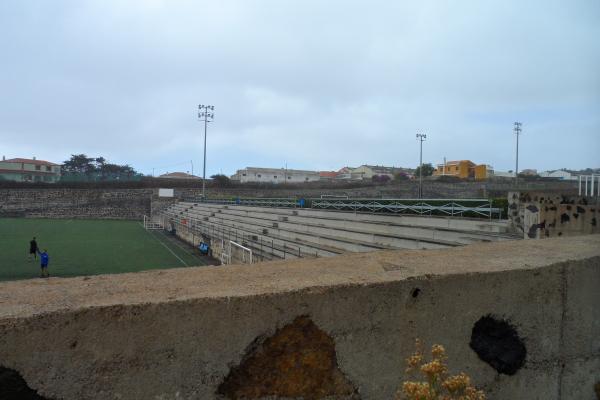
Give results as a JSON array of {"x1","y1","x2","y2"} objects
[{"x1": 1, "y1": 1, "x2": 598, "y2": 176}]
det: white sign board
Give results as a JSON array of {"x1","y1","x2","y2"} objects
[{"x1": 158, "y1": 188, "x2": 174, "y2": 198}]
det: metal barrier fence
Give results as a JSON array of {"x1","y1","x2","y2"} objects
[
  {"x1": 186, "y1": 197, "x2": 300, "y2": 208},
  {"x1": 184, "y1": 197, "x2": 503, "y2": 219},
  {"x1": 310, "y1": 198, "x2": 502, "y2": 220}
]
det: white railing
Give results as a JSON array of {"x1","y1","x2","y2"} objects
[{"x1": 578, "y1": 175, "x2": 599, "y2": 197}]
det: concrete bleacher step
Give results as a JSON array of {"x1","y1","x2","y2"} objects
[
  {"x1": 185, "y1": 204, "x2": 462, "y2": 248},
  {"x1": 162, "y1": 202, "x2": 515, "y2": 261},
  {"x1": 170, "y1": 207, "x2": 447, "y2": 256},
  {"x1": 161, "y1": 210, "x2": 338, "y2": 259},
  {"x1": 184, "y1": 203, "x2": 511, "y2": 244}
]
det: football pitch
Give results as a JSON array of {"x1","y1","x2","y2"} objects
[{"x1": 0, "y1": 218, "x2": 213, "y2": 282}]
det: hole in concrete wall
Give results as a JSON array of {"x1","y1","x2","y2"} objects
[
  {"x1": 573, "y1": 213, "x2": 579, "y2": 219},
  {"x1": 560, "y1": 213, "x2": 570, "y2": 224},
  {"x1": 411, "y1": 288, "x2": 421, "y2": 298},
  {"x1": 576, "y1": 206, "x2": 586, "y2": 214},
  {"x1": 592, "y1": 218, "x2": 597, "y2": 227},
  {"x1": 0, "y1": 366, "x2": 53, "y2": 399},
  {"x1": 217, "y1": 316, "x2": 358, "y2": 400},
  {"x1": 526, "y1": 205, "x2": 538, "y2": 213},
  {"x1": 469, "y1": 316, "x2": 526, "y2": 376}
]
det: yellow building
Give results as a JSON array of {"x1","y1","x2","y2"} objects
[{"x1": 433, "y1": 160, "x2": 492, "y2": 181}]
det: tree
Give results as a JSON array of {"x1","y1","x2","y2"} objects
[
  {"x1": 211, "y1": 174, "x2": 231, "y2": 186},
  {"x1": 394, "y1": 172, "x2": 410, "y2": 181},
  {"x1": 62, "y1": 155, "x2": 138, "y2": 178},
  {"x1": 62, "y1": 154, "x2": 97, "y2": 174},
  {"x1": 371, "y1": 174, "x2": 391, "y2": 183},
  {"x1": 414, "y1": 163, "x2": 434, "y2": 178}
]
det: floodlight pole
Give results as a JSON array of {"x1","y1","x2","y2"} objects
[
  {"x1": 514, "y1": 122, "x2": 522, "y2": 187},
  {"x1": 416, "y1": 133, "x2": 427, "y2": 199},
  {"x1": 198, "y1": 104, "x2": 214, "y2": 198}
]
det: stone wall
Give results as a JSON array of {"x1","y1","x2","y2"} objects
[
  {"x1": 0, "y1": 188, "x2": 153, "y2": 219},
  {"x1": 0, "y1": 235, "x2": 598, "y2": 400},
  {"x1": 508, "y1": 192, "x2": 599, "y2": 238},
  {"x1": 0, "y1": 181, "x2": 579, "y2": 220},
  {"x1": 174, "y1": 180, "x2": 577, "y2": 200}
]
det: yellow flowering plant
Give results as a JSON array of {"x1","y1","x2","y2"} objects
[{"x1": 397, "y1": 339, "x2": 486, "y2": 400}]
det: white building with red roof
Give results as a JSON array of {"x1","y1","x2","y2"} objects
[{"x1": 0, "y1": 156, "x2": 62, "y2": 183}]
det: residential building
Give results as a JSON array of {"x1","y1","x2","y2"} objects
[
  {"x1": 351, "y1": 165, "x2": 408, "y2": 180},
  {"x1": 334, "y1": 167, "x2": 361, "y2": 180},
  {"x1": 492, "y1": 171, "x2": 515, "y2": 178},
  {"x1": 319, "y1": 171, "x2": 338, "y2": 181},
  {"x1": 231, "y1": 167, "x2": 320, "y2": 184},
  {"x1": 433, "y1": 160, "x2": 492, "y2": 180},
  {"x1": 539, "y1": 170, "x2": 578, "y2": 181},
  {"x1": 158, "y1": 172, "x2": 201, "y2": 179},
  {"x1": 0, "y1": 157, "x2": 61, "y2": 183},
  {"x1": 520, "y1": 169, "x2": 538, "y2": 176}
]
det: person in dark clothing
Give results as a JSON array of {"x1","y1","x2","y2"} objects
[
  {"x1": 28, "y1": 237, "x2": 38, "y2": 261},
  {"x1": 37, "y1": 249, "x2": 50, "y2": 278}
]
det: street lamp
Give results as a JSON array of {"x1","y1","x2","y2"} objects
[
  {"x1": 513, "y1": 122, "x2": 522, "y2": 187},
  {"x1": 416, "y1": 133, "x2": 427, "y2": 199},
  {"x1": 198, "y1": 104, "x2": 214, "y2": 199}
]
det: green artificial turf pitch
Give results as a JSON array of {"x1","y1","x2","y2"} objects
[{"x1": 0, "y1": 218, "x2": 211, "y2": 281}]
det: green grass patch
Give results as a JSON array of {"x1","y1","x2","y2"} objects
[{"x1": 0, "y1": 218, "x2": 209, "y2": 282}]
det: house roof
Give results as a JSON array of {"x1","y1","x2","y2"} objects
[
  {"x1": 1, "y1": 158, "x2": 60, "y2": 166},
  {"x1": 158, "y1": 172, "x2": 201, "y2": 179},
  {"x1": 319, "y1": 171, "x2": 338, "y2": 178}
]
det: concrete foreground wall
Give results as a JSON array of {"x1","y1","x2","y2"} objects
[{"x1": 0, "y1": 236, "x2": 598, "y2": 400}]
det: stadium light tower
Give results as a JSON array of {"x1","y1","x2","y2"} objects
[
  {"x1": 513, "y1": 122, "x2": 522, "y2": 187},
  {"x1": 198, "y1": 104, "x2": 214, "y2": 198},
  {"x1": 416, "y1": 133, "x2": 427, "y2": 199}
]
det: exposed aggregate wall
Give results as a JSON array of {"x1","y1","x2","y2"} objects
[
  {"x1": 0, "y1": 189, "x2": 153, "y2": 219},
  {"x1": 0, "y1": 235, "x2": 598, "y2": 400},
  {"x1": 0, "y1": 181, "x2": 578, "y2": 220}
]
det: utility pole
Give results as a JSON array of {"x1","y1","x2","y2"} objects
[
  {"x1": 416, "y1": 133, "x2": 427, "y2": 199},
  {"x1": 514, "y1": 122, "x2": 522, "y2": 187},
  {"x1": 198, "y1": 104, "x2": 215, "y2": 198}
]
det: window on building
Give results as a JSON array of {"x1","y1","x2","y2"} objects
[
  {"x1": 274, "y1": 175, "x2": 277, "y2": 179},
  {"x1": 242, "y1": 173, "x2": 246, "y2": 176},
  {"x1": 46, "y1": 166, "x2": 51, "y2": 171},
  {"x1": 257, "y1": 174, "x2": 262, "y2": 178},
  {"x1": 288, "y1": 176, "x2": 291, "y2": 179},
  {"x1": 305, "y1": 177, "x2": 309, "y2": 181},
  {"x1": 35, "y1": 165, "x2": 41, "y2": 171}
]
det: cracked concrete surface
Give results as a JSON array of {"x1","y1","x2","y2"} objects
[{"x1": 0, "y1": 235, "x2": 598, "y2": 399}]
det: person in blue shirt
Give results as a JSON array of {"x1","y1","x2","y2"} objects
[{"x1": 37, "y1": 249, "x2": 50, "y2": 278}]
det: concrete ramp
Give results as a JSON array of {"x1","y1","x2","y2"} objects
[{"x1": 0, "y1": 235, "x2": 598, "y2": 399}]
